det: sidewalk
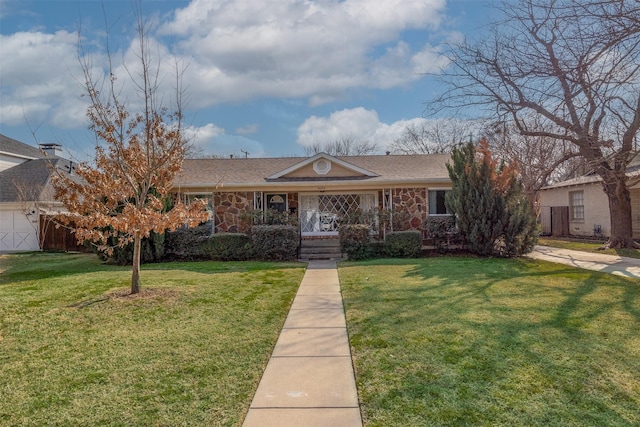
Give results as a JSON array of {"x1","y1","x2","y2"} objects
[
  {"x1": 528, "y1": 245, "x2": 640, "y2": 279},
  {"x1": 243, "y1": 260, "x2": 363, "y2": 427}
]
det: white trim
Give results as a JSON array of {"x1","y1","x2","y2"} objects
[
  {"x1": 266, "y1": 152, "x2": 379, "y2": 179},
  {"x1": 313, "y1": 158, "x2": 332, "y2": 175},
  {"x1": 0, "y1": 151, "x2": 38, "y2": 160}
]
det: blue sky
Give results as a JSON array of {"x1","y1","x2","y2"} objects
[{"x1": 0, "y1": 0, "x2": 497, "y2": 160}]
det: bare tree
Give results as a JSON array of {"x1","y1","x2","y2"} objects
[
  {"x1": 390, "y1": 119, "x2": 478, "y2": 154},
  {"x1": 484, "y1": 118, "x2": 582, "y2": 212},
  {"x1": 50, "y1": 9, "x2": 209, "y2": 293},
  {"x1": 304, "y1": 135, "x2": 378, "y2": 156},
  {"x1": 430, "y1": 0, "x2": 640, "y2": 248}
]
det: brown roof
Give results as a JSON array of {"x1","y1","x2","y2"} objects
[{"x1": 174, "y1": 153, "x2": 452, "y2": 190}]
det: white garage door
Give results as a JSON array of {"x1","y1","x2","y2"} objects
[{"x1": 0, "y1": 210, "x2": 39, "y2": 252}]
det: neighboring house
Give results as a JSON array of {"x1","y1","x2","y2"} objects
[
  {"x1": 0, "y1": 133, "x2": 44, "y2": 172},
  {"x1": 538, "y1": 161, "x2": 640, "y2": 239},
  {"x1": 0, "y1": 134, "x2": 70, "y2": 252},
  {"x1": 173, "y1": 152, "x2": 453, "y2": 239}
]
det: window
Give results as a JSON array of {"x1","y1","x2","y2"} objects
[
  {"x1": 184, "y1": 194, "x2": 213, "y2": 222},
  {"x1": 428, "y1": 190, "x2": 451, "y2": 215},
  {"x1": 569, "y1": 190, "x2": 584, "y2": 221},
  {"x1": 266, "y1": 193, "x2": 287, "y2": 212},
  {"x1": 185, "y1": 193, "x2": 211, "y2": 210}
]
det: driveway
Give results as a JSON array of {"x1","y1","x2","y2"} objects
[{"x1": 528, "y1": 245, "x2": 640, "y2": 279}]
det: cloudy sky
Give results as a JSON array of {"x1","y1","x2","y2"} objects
[{"x1": 0, "y1": 0, "x2": 497, "y2": 160}]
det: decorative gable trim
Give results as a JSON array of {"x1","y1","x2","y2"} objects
[{"x1": 266, "y1": 152, "x2": 379, "y2": 180}]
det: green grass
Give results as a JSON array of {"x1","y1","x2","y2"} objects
[
  {"x1": 538, "y1": 237, "x2": 640, "y2": 259},
  {"x1": 339, "y1": 257, "x2": 640, "y2": 427},
  {"x1": 0, "y1": 253, "x2": 305, "y2": 426}
]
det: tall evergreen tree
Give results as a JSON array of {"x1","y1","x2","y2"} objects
[{"x1": 446, "y1": 139, "x2": 537, "y2": 257}]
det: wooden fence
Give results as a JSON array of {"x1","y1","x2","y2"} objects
[{"x1": 40, "y1": 215, "x2": 91, "y2": 252}]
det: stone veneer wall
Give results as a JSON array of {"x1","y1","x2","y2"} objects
[
  {"x1": 392, "y1": 187, "x2": 427, "y2": 230},
  {"x1": 213, "y1": 192, "x2": 253, "y2": 233},
  {"x1": 212, "y1": 189, "x2": 427, "y2": 233}
]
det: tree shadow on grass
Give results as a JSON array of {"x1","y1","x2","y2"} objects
[{"x1": 340, "y1": 257, "x2": 640, "y2": 426}]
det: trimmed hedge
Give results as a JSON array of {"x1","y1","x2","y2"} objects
[
  {"x1": 339, "y1": 224, "x2": 372, "y2": 260},
  {"x1": 201, "y1": 233, "x2": 252, "y2": 261},
  {"x1": 164, "y1": 222, "x2": 213, "y2": 260},
  {"x1": 384, "y1": 230, "x2": 422, "y2": 258},
  {"x1": 251, "y1": 225, "x2": 299, "y2": 261}
]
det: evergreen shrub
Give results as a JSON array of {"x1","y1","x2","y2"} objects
[
  {"x1": 251, "y1": 225, "x2": 299, "y2": 261},
  {"x1": 339, "y1": 224, "x2": 373, "y2": 260},
  {"x1": 201, "y1": 233, "x2": 252, "y2": 261},
  {"x1": 384, "y1": 230, "x2": 422, "y2": 257},
  {"x1": 164, "y1": 222, "x2": 213, "y2": 260},
  {"x1": 446, "y1": 140, "x2": 538, "y2": 257}
]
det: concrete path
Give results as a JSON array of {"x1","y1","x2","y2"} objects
[
  {"x1": 528, "y1": 245, "x2": 640, "y2": 279},
  {"x1": 243, "y1": 260, "x2": 363, "y2": 427}
]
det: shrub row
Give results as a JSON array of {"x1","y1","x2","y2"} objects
[
  {"x1": 104, "y1": 222, "x2": 299, "y2": 264},
  {"x1": 104, "y1": 220, "x2": 463, "y2": 264},
  {"x1": 339, "y1": 225, "x2": 422, "y2": 260}
]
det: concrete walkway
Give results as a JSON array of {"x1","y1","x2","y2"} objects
[
  {"x1": 243, "y1": 260, "x2": 363, "y2": 427},
  {"x1": 528, "y1": 245, "x2": 640, "y2": 279}
]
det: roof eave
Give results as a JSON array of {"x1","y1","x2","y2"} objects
[{"x1": 173, "y1": 177, "x2": 451, "y2": 191}]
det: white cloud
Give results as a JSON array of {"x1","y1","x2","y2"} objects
[
  {"x1": 235, "y1": 123, "x2": 259, "y2": 135},
  {"x1": 161, "y1": 0, "x2": 448, "y2": 107},
  {"x1": 0, "y1": 30, "x2": 87, "y2": 127},
  {"x1": 296, "y1": 107, "x2": 428, "y2": 152},
  {"x1": 0, "y1": 0, "x2": 451, "y2": 139},
  {"x1": 183, "y1": 123, "x2": 266, "y2": 157}
]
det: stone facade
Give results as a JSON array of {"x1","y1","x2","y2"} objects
[
  {"x1": 392, "y1": 187, "x2": 427, "y2": 231},
  {"x1": 213, "y1": 191, "x2": 253, "y2": 233},
  {"x1": 211, "y1": 189, "x2": 429, "y2": 234}
]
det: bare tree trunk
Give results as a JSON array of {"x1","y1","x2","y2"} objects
[
  {"x1": 131, "y1": 234, "x2": 142, "y2": 294},
  {"x1": 602, "y1": 177, "x2": 637, "y2": 249}
]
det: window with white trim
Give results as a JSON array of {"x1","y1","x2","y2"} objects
[
  {"x1": 569, "y1": 190, "x2": 584, "y2": 221},
  {"x1": 428, "y1": 190, "x2": 452, "y2": 215}
]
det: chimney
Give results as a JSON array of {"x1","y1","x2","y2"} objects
[{"x1": 39, "y1": 143, "x2": 65, "y2": 158}]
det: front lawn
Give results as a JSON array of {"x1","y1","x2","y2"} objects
[
  {"x1": 538, "y1": 237, "x2": 640, "y2": 259},
  {"x1": 0, "y1": 253, "x2": 305, "y2": 426},
  {"x1": 340, "y1": 258, "x2": 640, "y2": 426}
]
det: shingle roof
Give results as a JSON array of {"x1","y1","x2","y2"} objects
[
  {"x1": 175, "y1": 153, "x2": 452, "y2": 188},
  {"x1": 541, "y1": 163, "x2": 640, "y2": 190},
  {"x1": 0, "y1": 134, "x2": 44, "y2": 159},
  {"x1": 0, "y1": 158, "x2": 70, "y2": 202}
]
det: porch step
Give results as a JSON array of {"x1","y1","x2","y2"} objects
[{"x1": 299, "y1": 239, "x2": 343, "y2": 260}]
